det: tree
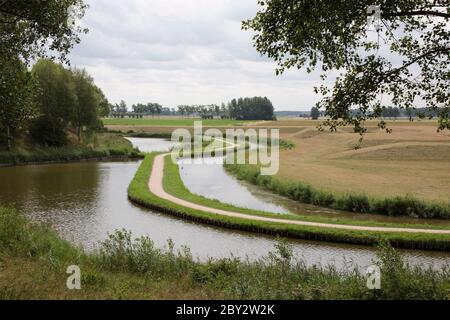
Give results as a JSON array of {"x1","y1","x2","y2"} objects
[
  {"x1": 177, "y1": 105, "x2": 185, "y2": 118},
  {"x1": 118, "y1": 100, "x2": 128, "y2": 114},
  {"x1": 147, "y1": 103, "x2": 155, "y2": 118},
  {"x1": 243, "y1": 1, "x2": 450, "y2": 134},
  {"x1": 311, "y1": 107, "x2": 320, "y2": 120},
  {"x1": 71, "y1": 68, "x2": 101, "y2": 142},
  {"x1": 0, "y1": 0, "x2": 88, "y2": 63},
  {"x1": 32, "y1": 59, "x2": 78, "y2": 146},
  {"x1": 153, "y1": 103, "x2": 162, "y2": 117},
  {"x1": 0, "y1": 56, "x2": 37, "y2": 149},
  {"x1": 0, "y1": 0, "x2": 88, "y2": 149},
  {"x1": 95, "y1": 87, "x2": 110, "y2": 117},
  {"x1": 32, "y1": 59, "x2": 77, "y2": 124},
  {"x1": 226, "y1": 97, "x2": 275, "y2": 120}
]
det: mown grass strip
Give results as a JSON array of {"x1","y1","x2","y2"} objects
[
  {"x1": 128, "y1": 154, "x2": 450, "y2": 251},
  {"x1": 164, "y1": 157, "x2": 450, "y2": 231}
]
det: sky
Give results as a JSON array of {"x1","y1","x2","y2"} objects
[{"x1": 68, "y1": 0, "x2": 326, "y2": 111}]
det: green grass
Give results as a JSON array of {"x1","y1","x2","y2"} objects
[
  {"x1": 127, "y1": 154, "x2": 450, "y2": 251},
  {"x1": 0, "y1": 133, "x2": 142, "y2": 165},
  {"x1": 163, "y1": 155, "x2": 450, "y2": 231},
  {"x1": 1, "y1": 207, "x2": 449, "y2": 300},
  {"x1": 102, "y1": 118, "x2": 251, "y2": 126},
  {"x1": 224, "y1": 163, "x2": 450, "y2": 220}
]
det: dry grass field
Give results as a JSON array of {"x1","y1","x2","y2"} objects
[
  {"x1": 276, "y1": 120, "x2": 450, "y2": 202},
  {"x1": 106, "y1": 117, "x2": 450, "y2": 202}
]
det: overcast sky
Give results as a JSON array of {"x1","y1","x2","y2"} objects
[{"x1": 69, "y1": 0, "x2": 327, "y2": 111}]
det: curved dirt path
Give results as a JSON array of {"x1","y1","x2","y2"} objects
[{"x1": 148, "y1": 153, "x2": 450, "y2": 235}]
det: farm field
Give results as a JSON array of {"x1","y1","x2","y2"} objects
[
  {"x1": 275, "y1": 121, "x2": 450, "y2": 202},
  {"x1": 105, "y1": 117, "x2": 450, "y2": 202}
]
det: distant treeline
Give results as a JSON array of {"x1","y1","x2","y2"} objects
[
  {"x1": 349, "y1": 107, "x2": 447, "y2": 119},
  {"x1": 110, "y1": 96, "x2": 276, "y2": 121},
  {"x1": 227, "y1": 97, "x2": 275, "y2": 120},
  {"x1": 276, "y1": 107, "x2": 446, "y2": 120}
]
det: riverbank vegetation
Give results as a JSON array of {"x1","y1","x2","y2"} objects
[
  {"x1": 0, "y1": 56, "x2": 137, "y2": 164},
  {"x1": 0, "y1": 133, "x2": 141, "y2": 165},
  {"x1": 1, "y1": 207, "x2": 449, "y2": 300},
  {"x1": 0, "y1": 2, "x2": 132, "y2": 164},
  {"x1": 224, "y1": 163, "x2": 450, "y2": 219}
]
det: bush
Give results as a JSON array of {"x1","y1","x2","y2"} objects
[
  {"x1": 0, "y1": 207, "x2": 79, "y2": 263},
  {"x1": 3, "y1": 207, "x2": 450, "y2": 300},
  {"x1": 224, "y1": 163, "x2": 450, "y2": 219},
  {"x1": 334, "y1": 194, "x2": 371, "y2": 213},
  {"x1": 29, "y1": 116, "x2": 68, "y2": 147}
]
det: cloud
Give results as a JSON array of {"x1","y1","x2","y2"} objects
[{"x1": 69, "y1": 0, "x2": 325, "y2": 110}]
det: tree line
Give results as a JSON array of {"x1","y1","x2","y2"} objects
[
  {"x1": 30, "y1": 59, "x2": 109, "y2": 146},
  {"x1": 1, "y1": 0, "x2": 93, "y2": 150},
  {"x1": 109, "y1": 97, "x2": 276, "y2": 121},
  {"x1": 177, "y1": 97, "x2": 275, "y2": 120},
  {"x1": 176, "y1": 97, "x2": 275, "y2": 120}
]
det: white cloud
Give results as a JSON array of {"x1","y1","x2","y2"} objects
[{"x1": 69, "y1": 0, "x2": 325, "y2": 110}]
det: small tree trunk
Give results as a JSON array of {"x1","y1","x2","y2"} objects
[
  {"x1": 77, "y1": 126, "x2": 81, "y2": 143},
  {"x1": 6, "y1": 125, "x2": 11, "y2": 151}
]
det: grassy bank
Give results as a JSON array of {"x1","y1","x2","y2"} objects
[
  {"x1": 127, "y1": 154, "x2": 450, "y2": 251},
  {"x1": 224, "y1": 163, "x2": 450, "y2": 220},
  {"x1": 1, "y1": 207, "x2": 449, "y2": 300},
  {"x1": 0, "y1": 133, "x2": 142, "y2": 165},
  {"x1": 164, "y1": 155, "x2": 450, "y2": 231}
]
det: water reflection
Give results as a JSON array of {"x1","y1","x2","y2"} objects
[
  {"x1": 179, "y1": 157, "x2": 288, "y2": 214},
  {"x1": 125, "y1": 137, "x2": 178, "y2": 152}
]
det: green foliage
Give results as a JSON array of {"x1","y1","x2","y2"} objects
[
  {"x1": 0, "y1": 0, "x2": 88, "y2": 63},
  {"x1": 243, "y1": 0, "x2": 450, "y2": 134},
  {"x1": 71, "y1": 68, "x2": 102, "y2": 140},
  {"x1": 128, "y1": 154, "x2": 450, "y2": 249},
  {"x1": 0, "y1": 207, "x2": 80, "y2": 263},
  {"x1": 32, "y1": 59, "x2": 77, "y2": 126},
  {"x1": 4, "y1": 206, "x2": 449, "y2": 300},
  {"x1": 102, "y1": 118, "x2": 249, "y2": 126},
  {"x1": 224, "y1": 163, "x2": 450, "y2": 219},
  {"x1": 32, "y1": 59, "x2": 106, "y2": 145},
  {"x1": 29, "y1": 115, "x2": 68, "y2": 147},
  {"x1": 173, "y1": 98, "x2": 275, "y2": 120},
  {"x1": 96, "y1": 229, "x2": 193, "y2": 277},
  {"x1": 0, "y1": 146, "x2": 140, "y2": 165},
  {"x1": 95, "y1": 87, "x2": 110, "y2": 117},
  {"x1": 310, "y1": 107, "x2": 320, "y2": 120},
  {"x1": 374, "y1": 241, "x2": 449, "y2": 299},
  {"x1": 227, "y1": 97, "x2": 275, "y2": 120},
  {"x1": 0, "y1": 56, "x2": 37, "y2": 149}
]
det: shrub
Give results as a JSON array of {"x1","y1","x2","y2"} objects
[
  {"x1": 29, "y1": 116, "x2": 68, "y2": 147},
  {"x1": 224, "y1": 163, "x2": 450, "y2": 219},
  {"x1": 334, "y1": 194, "x2": 371, "y2": 213}
]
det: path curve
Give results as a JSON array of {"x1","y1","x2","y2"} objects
[{"x1": 148, "y1": 153, "x2": 450, "y2": 235}]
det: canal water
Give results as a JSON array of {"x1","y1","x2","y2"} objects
[{"x1": 0, "y1": 138, "x2": 449, "y2": 270}]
